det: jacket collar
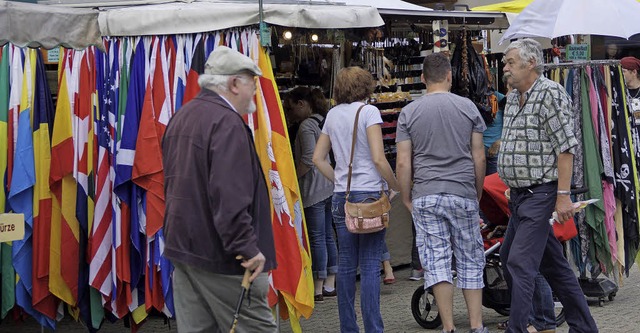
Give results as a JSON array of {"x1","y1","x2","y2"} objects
[{"x1": 195, "y1": 88, "x2": 236, "y2": 112}]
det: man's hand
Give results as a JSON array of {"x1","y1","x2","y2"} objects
[
  {"x1": 240, "y1": 252, "x2": 266, "y2": 282},
  {"x1": 555, "y1": 195, "x2": 575, "y2": 223},
  {"x1": 488, "y1": 140, "x2": 501, "y2": 157}
]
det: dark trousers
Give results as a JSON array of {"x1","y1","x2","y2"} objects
[{"x1": 500, "y1": 182, "x2": 598, "y2": 333}]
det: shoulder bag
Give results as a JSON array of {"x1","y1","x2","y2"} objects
[{"x1": 344, "y1": 105, "x2": 391, "y2": 234}]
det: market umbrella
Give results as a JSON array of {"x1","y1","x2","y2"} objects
[
  {"x1": 471, "y1": 0, "x2": 533, "y2": 13},
  {"x1": 499, "y1": 0, "x2": 640, "y2": 44}
]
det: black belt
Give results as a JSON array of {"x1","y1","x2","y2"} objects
[{"x1": 510, "y1": 181, "x2": 557, "y2": 195}]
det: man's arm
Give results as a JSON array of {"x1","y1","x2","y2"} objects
[
  {"x1": 209, "y1": 117, "x2": 260, "y2": 264},
  {"x1": 471, "y1": 132, "x2": 486, "y2": 200},
  {"x1": 555, "y1": 152, "x2": 575, "y2": 223},
  {"x1": 396, "y1": 140, "x2": 413, "y2": 211}
]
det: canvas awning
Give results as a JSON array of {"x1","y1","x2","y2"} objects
[
  {"x1": 96, "y1": 0, "x2": 385, "y2": 37},
  {"x1": 0, "y1": 0, "x2": 102, "y2": 50}
]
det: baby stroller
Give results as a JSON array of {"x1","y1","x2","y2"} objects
[{"x1": 410, "y1": 173, "x2": 566, "y2": 329}]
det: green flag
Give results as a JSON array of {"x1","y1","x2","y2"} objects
[{"x1": 0, "y1": 44, "x2": 16, "y2": 319}]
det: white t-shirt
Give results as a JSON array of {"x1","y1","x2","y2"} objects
[{"x1": 322, "y1": 102, "x2": 386, "y2": 192}]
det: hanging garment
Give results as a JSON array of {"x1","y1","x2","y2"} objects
[
  {"x1": 580, "y1": 70, "x2": 613, "y2": 274},
  {"x1": 587, "y1": 66, "x2": 618, "y2": 265},
  {"x1": 609, "y1": 66, "x2": 640, "y2": 274},
  {"x1": 567, "y1": 68, "x2": 589, "y2": 271}
]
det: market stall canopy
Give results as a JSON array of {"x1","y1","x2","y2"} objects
[
  {"x1": 0, "y1": 0, "x2": 102, "y2": 50},
  {"x1": 337, "y1": 0, "x2": 432, "y2": 13},
  {"x1": 499, "y1": 0, "x2": 640, "y2": 44},
  {"x1": 95, "y1": 0, "x2": 384, "y2": 36}
]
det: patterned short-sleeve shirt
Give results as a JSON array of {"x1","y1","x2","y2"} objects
[{"x1": 498, "y1": 76, "x2": 579, "y2": 188}]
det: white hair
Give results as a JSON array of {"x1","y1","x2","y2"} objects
[
  {"x1": 505, "y1": 39, "x2": 544, "y2": 75},
  {"x1": 198, "y1": 73, "x2": 231, "y2": 92}
]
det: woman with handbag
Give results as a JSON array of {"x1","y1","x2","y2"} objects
[{"x1": 313, "y1": 67, "x2": 400, "y2": 333}]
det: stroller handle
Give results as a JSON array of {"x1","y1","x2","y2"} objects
[{"x1": 484, "y1": 242, "x2": 501, "y2": 257}]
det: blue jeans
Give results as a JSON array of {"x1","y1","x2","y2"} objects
[
  {"x1": 381, "y1": 241, "x2": 390, "y2": 262},
  {"x1": 332, "y1": 191, "x2": 386, "y2": 333},
  {"x1": 305, "y1": 197, "x2": 338, "y2": 279},
  {"x1": 529, "y1": 274, "x2": 556, "y2": 331}
]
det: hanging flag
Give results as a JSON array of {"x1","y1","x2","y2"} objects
[
  {"x1": 133, "y1": 36, "x2": 170, "y2": 315},
  {"x1": 171, "y1": 35, "x2": 186, "y2": 113},
  {"x1": 90, "y1": 43, "x2": 114, "y2": 307},
  {"x1": 9, "y1": 48, "x2": 55, "y2": 330},
  {"x1": 50, "y1": 49, "x2": 80, "y2": 308},
  {"x1": 31, "y1": 48, "x2": 59, "y2": 323},
  {"x1": 182, "y1": 34, "x2": 204, "y2": 104},
  {"x1": 110, "y1": 37, "x2": 131, "y2": 319},
  {"x1": 0, "y1": 43, "x2": 15, "y2": 321},
  {"x1": 247, "y1": 37, "x2": 314, "y2": 332},
  {"x1": 113, "y1": 37, "x2": 146, "y2": 318},
  {"x1": 74, "y1": 48, "x2": 98, "y2": 330}
]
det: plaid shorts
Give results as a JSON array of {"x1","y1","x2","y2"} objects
[{"x1": 412, "y1": 194, "x2": 485, "y2": 289}]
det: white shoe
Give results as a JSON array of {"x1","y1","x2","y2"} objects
[{"x1": 409, "y1": 269, "x2": 423, "y2": 281}]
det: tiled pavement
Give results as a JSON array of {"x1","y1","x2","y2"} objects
[{"x1": 1, "y1": 266, "x2": 638, "y2": 332}]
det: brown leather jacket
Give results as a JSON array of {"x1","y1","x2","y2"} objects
[{"x1": 162, "y1": 89, "x2": 276, "y2": 275}]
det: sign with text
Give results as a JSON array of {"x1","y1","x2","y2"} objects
[
  {"x1": 0, "y1": 214, "x2": 25, "y2": 243},
  {"x1": 566, "y1": 44, "x2": 590, "y2": 61}
]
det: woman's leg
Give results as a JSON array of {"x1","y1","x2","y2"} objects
[
  {"x1": 332, "y1": 193, "x2": 359, "y2": 333},
  {"x1": 305, "y1": 202, "x2": 328, "y2": 297},
  {"x1": 324, "y1": 197, "x2": 338, "y2": 293}
]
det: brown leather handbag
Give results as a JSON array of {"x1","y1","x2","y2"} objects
[{"x1": 344, "y1": 105, "x2": 391, "y2": 234}]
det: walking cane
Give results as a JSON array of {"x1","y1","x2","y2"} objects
[{"x1": 229, "y1": 257, "x2": 252, "y2": 333}]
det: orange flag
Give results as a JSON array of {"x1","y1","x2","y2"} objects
[{"x1": 245, "y1": 33, "x2": 313, "y2": 332}]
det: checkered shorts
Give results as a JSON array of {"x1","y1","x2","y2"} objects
[{"x1": 412, "y1": 194, "x2": 485, "y2": 289}]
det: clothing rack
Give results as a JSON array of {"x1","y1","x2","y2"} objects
[{"x1": 542, "y1": 59, "x2": 621, "y2": 69}]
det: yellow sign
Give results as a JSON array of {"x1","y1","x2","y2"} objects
[{"x1": 0, "y1": 214, "x2": 25, "y2": 242}]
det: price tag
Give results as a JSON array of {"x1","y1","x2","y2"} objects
[
  {"x1": 0, "y1": 214, "x2": 25, "y2": 243},
  {"x1": 566, "y1": 44, "x2": 590, "y2": 61},
  {"x1": 47, "y1": 48, "x2": 60, "y2": 64}
]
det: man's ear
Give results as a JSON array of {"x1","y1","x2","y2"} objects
[
  {"x1": 421, "y1": 73, "x2": 427, "y2": 85},
  {"x1": 228, "y1": 76, "x2": 240, "y2": 95}
]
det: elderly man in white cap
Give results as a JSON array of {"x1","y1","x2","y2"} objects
[{"x1": 162, "y1": 46, "x2": 277, "y2": 333}]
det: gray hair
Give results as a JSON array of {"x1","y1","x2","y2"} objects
[
  {"x1": 504, "y1": 39, "x2": 544, "y2": 75},
  {"x1": 198, "y1": 73, "x2": 231, "y2": 92}
]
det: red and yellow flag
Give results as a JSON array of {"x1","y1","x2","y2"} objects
[
  {"x1": 246, "y1": 35, "x2": 313, "y2": 332},
  {"x1": 49, "y1": 50, "x2": 79, "y2": 307}
]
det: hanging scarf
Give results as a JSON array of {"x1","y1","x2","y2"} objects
[
  {"x1": 610, "y1": 65, "x2": 640, "y2": 274},
  {"x1": 580, "y1": 70, "x2": 613, "y2": 274},
  {"x1": 567, "y1": 68, "x2": 589, "y2": 271},
  {"x1": 587, "y1": 66, "x2": 619, "y2": 266}
]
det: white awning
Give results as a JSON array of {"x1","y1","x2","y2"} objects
[
  {"x1": 97, "y1": 0, "x2": 385, "y2": 37},
  {"x1": 0, "y1": 0, "x2": 103, "y2": 50}
]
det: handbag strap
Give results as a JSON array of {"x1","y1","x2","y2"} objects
[{"x1": 346, "y1": 104, "x2": 366, "y2": 198}]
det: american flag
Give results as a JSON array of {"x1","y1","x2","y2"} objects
[{"x1": 89, "y1": 41, "x2": 116, "y2": 303}]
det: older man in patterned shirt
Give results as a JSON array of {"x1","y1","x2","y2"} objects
[{"x1": 498, "y1": 39, "x2": 598, "y2": 333}]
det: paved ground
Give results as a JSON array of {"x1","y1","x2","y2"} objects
[{"x1": 0, "y1": 266, "x2": 638, "y2": 332}]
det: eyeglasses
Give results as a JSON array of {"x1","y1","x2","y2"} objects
[{"x1": 235, "y1": 75, "x2": 257, "y2": 92}]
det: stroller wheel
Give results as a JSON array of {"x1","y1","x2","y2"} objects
[{"x1": 411, "y1": 285, "x2": 442, "y2": 329}]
